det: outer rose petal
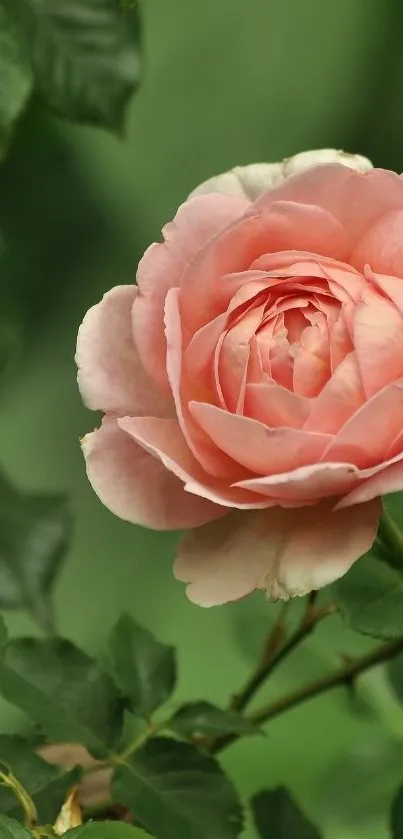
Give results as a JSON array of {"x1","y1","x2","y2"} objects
[
  {"x1": 133, "y1": 193, "x2": 249, "y2": 391},
  {"x1": 175, "y1": 498, "x2": 381, "y2": 605},
  {"x1": 82, "y1": 418, "x2": 221, "y2": 530},
  {"x1": 189, "y1": 149, "x2": 372, "y2": 201},
  {"x1": 76, "y1": 286, "x2": 171, "y2": 417}
]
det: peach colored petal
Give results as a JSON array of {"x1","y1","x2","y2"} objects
[
  {"x1": 353, "y1": 290, "x2": 403, "y2": 398},
  {"x1": 175, "y1": 498, "x2": 380, "y2": 605},
  {"x1": 190, "y1": 401, "x2": 331, "y2": 474},
  {"x1": 82, "y1": 418, "x2": 220, "y2": 530},
  {"x1": 304, "y1": 352, "x2": 365, "y2": 434},
  {"x1": 218, "y1": 304, "x2": 266, "y2": 412},
  {"x1": 251, "y1": 254, "x2": 365, "y2": 304},
  {"x1": 329, "y1": 310, "x2": 353, "y2": 370},
  {"x1": 256, "y1": 200, "x2": 349, "y2": 260},
  {"x1": 133, "y1": 193, "x2": 249, "y2": 391},
  {"x1": 336, "y1": 455, "x2": 403, "y2": 508},
  {"x1": 244, "y1": 382, "x2": 310, "y2": 428},
  {"x1": 76, "y1": 286, "x2": 171, "y2": 417},
  {"x1": 367, "y1": 269, "x2": 403, "y2": 317},
  {"x1": 322, "y1": 380, "x2": 403, "y2": 468},
  {"x1": 351, "y1": 209, "x2": 403, "y2": 276},
  {"x1": 235, "y1": 462, "x2": 361, "y2": 502},
  {"x1": 164, "y1": 288, "x2": 246, "y2": 480},
  {"x1": 255, "y1": 165, "x2": 403, "y2": 243},
  {"x1": 118, "y1": 415, "x2": 268, "y2": 510},
  {"x1": 292, "y1": 347, "x2": 329, "y2": 398}
]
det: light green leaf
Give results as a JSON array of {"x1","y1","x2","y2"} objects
[
  {"x1": 0, "y1": 735, "x2": 79, "y2": 824},
  {"x1": 0, "y1": 470, "x2": 71, "y2": 629},
  {"x1": 66, "y1": 824, "x2": 151, "y2": 837},
  {"x1": 336, "y1": 556, "x2": 403, "y2": 639},
  {"x1": 112, "y1": 737, "x2": 244, "y2": 839},
  {"x1": 0, "y1": 638, "x2": 123, "y2": 757},
  {"x1": 4, "y1": 0, "x2": 141, "y2": 131},
  {"x1": 108, "y1": 614, "x2": 176, "y2": 719},
  {"x1": 169, "y1": 701, "x2": 259, "y2": 738},
  {"x1": 0, "y1": 815, "x2": 31, "y2": 838},
  {"x1": 391, "y1": 786, "x2": 403, "y2": 838},
  {"x1": 251, "y1": 788, "x2": 321, "y2": 839},
  {"x1": 0, "y1": 5, "x2": 32, "y2": 161}
]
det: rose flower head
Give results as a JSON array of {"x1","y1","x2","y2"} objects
[{"x1": 76, "y1": 148, "x2": 403, "y2": 606}]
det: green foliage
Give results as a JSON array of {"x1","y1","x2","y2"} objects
[
  {"x1": 0, "y1": 470, "x2": 71, "y2": 631},
  {"x1": 336, "y1": 556, "x2": 403, "y2": 639},
  {"x1": 391, "y1": 786, "x2": 403, "y2": 839},
  {"x1": 251, "y1": 788, "x2": 322, "y2": 839},
  {"x1": 66, "y1": 824, "x2": 152, "y2": 837},
  {"x1": 3, "y1": 0, "x2": 141, "y2": 131},
  {"x1": 0, "y1": 5, "x2": 32, "y2": 161},
  {"x1": 387, "y1": 653, "x2": 403, "y2": 702},
  {"x1": 0, "y1": 735, "x2": 79, "y2": 823},
  {"x1": 0, "y1": 815, "x2": 31, "y2": 838},
  {"x1": 0, "y1": 637, "x2": 123, "y2": 757},
  {"x1": 169, "y1": 701, "x2": 259, "y2": 738},
  {"x1": 108, "y1": 614, "x2": 176, "y2": 719},
  {"x1": 112, "y1": 737, "x2": 244, "y2": 839}
]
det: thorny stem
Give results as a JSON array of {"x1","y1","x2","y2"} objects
[
  {"x1": 229, "y1": 600, "x2": 336, "y2": 715},
  {"x1": 213, "y1": 635, "x2": 403, "y2": 754}
]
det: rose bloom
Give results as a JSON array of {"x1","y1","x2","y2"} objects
[{"x1": 76, "y1": 148, "x2": 403, "y2": 606}]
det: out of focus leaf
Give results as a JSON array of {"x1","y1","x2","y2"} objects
[
  {"x1": 108, "y1": 614, "x2": 176, "y2": 719},
  {"x1": 169, "y1": 701, "x2": 259, "y2": 739},
  {"x1": 112, "y1": 738, "x2": 244, "y2": 839},
  {"x1": 336, "y1": 556, "x2": 403, "y2": 639},
  {"x1": 0, "y1": 5, "x2": 32, "y2": 161},
  {"x1": 251, "y1": 788, "x2": 321, "y2": 839},
  {"x1": 387, "y1": 653, "x2": 403, "y2": 702},
  {"x1": 0, "y1": 614, "x2": 8, "y2": 646},
  {"x1": 66, "y1": 824, "x2": 152, "y2": 837},
  {"x1": 0, "y1": 638, "x2": 124, "y2": 757},
  {"x1": 391, "y1": 786, "x2": 403, "y2": 838},
  {"x1": 0, "y1": 815, "x2": 31, "y2": 838},
  {"x1": 318, "y1": 736, "x2": 403, "y2": 836},
  {"x1": 0, "y1": 735, "x2": 80, "y2": 825},
  {"x1": 0, "y1": 469, "x2": 71, "y2": 630},
  {"x1": 4, "y1": 0, "x2": 141, "y2": 131}
]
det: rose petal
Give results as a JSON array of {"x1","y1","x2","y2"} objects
[
  {"x1": 244, "y1": 382, "x2": 310, "y2": 428},
  {"x1": 133, "y1": 193, "x2": 249, "y2": 391},
  {"x1": 76, "y1": 286, "x2": 170, "y2": 417},
  {"x1": 351, "y1": 209, "x2": 403, "y2": 275},
  {"x1": 336, "y1": 455, "x2": 403, "y2": 508},
  {"x1": 304, "y1": 352, "x2": 365, "y2": 434},
  {"x1": 235, "y1": 461, "x2": 361, "y2": 502},
  {"x1": 190, "y1": 401, "x2": 331, "y2": 474},
  {"x1": 353, "y1": 290, "x2": 403, "y2": 398},
  {"x1": 175, "y1": 498, "x2": 380, "y2": 605},
  {"x1": 368, "y1": 269, "x2": 403, "y2": 316},
  {"x1": 82, "y1": 418, "x2": 221, "y2": 530}
]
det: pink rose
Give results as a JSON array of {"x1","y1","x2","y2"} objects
[{"x1": 76, "y1": 148, "x2": 403, "y2": 606}]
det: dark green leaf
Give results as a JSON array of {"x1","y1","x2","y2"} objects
[
  {"x1": 0, "y1": 614, "x2": 8, "y2": 646},
  {"x1": 336, "y1": 556, "x2": 403, "y2": 639},
  {"x1": 391, "y1": 786, "x2": 403, "y2": 838},
  {"x1": 108, "y1": 614, "x2": 176, "y2": 719},
  {"x1": 0, "y1": 638, "x2": 124, "y2": 757},
  {"x1": 66, "y1": 824, "x2": 151, "y2": 837},
  {"x1": 0, "y1": 5, "x2": 32, "y2": 161},
  {"x1": 112, "y1": 737, "x2": 244, "y2": 839},
  {"x1": 4, "y1": 0, "x2": 141, "y2": 131},
  {"x1": 0, "y1": 734, "x2": 79, "y2": 824},
  {"x1": 169, "y1": 701, "x2": 259, "y2": 738},
  {"x1": 387, "y1": 653, "x2": 403, "y2": 701},
  {"x1": 0, "y1": 470, "x2": 71, "y2": 628},
  {"x1": 0, "y1": 815, "x2": 31, "y2": 838},
  {"x1": 252, "y1": 788, "x2": 321, "y2": 839}
]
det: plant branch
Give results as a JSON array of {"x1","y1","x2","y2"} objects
[
  {"x1": 213, "y1": 634, "x2": 403, "y2": 754},
  {"x1": 229, "y1": 601, "x2": 336, "y2": 715}
]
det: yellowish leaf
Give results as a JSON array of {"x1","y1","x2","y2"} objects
[{"x1": 53, "y1": 787, "x2": 82, "y2": 835}]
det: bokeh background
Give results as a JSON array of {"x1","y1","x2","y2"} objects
[{"x1": 1, "y1": 0, "x2": 403, "y2": 836}]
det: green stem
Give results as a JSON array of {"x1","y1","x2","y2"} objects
[
  {"x1": 214, "y1": 635, "x2": 403, "y2": 754},
  {"x1": 0, "y1": 767, "x2": 37, "y2": 828}
]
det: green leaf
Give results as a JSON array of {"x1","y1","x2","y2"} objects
[
  {"x1": 169, "y1": 701, "x2": 259, "y2": 738},
  {"x1": 387, "y1": 653, "x2": 403, "y2": 701},
  {"x1": 0, "y1": 815, "x2": 31, "y2": 838},
  {"x1": 112, "y1": 737, "x2": 244, "y2": 839},
  {"x1": 0, "y1": 638, "x2": 124, "y2": 757},
  {"x1": 4, "y1": 0, "x2": 141, "y2": 131},
  {"x1": 0, "y1": 734, "x2": 79, "y2": 824},
  {"x1": 252, "y1": 788, "x2": 321, "y2": 839},
  {"x1": 0, "y1": 614, "x2": 8, "y2": 646},
  {"x1": 66, "y1": 824, "x2": 152, "y2": 837},
  {"x1": 391, "y1": 786, "x2": 403, "y2": 838},
  {"x1": 0, "y1": 5, "x2": 32, "y2": 161},
  {"x1": 336, "y1": 556, "x2": 403, "y2": 639},
  {"x1": 108, "y1": 614, "x2": 176, "y2": 719},
  {"x1": 0, "y1": 470, "x2": 71, "y2": 629}
]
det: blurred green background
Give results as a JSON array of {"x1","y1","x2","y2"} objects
[{"x1": 2, "y1": 0, "x2": 403, "y2": 836}]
